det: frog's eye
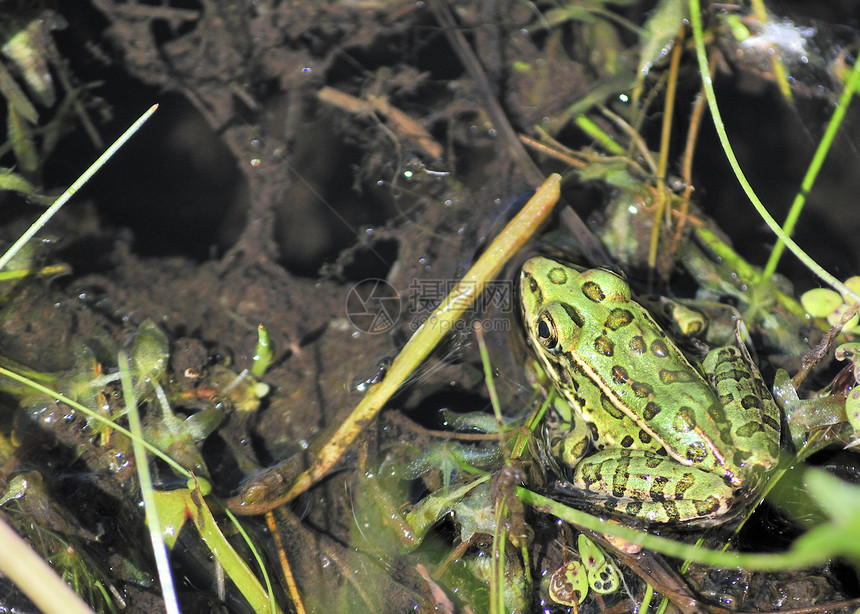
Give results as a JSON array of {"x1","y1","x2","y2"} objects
[
  {"x1": 536, "y1": 312, "x2": 559, "y2": 350},
  {"x1": 597, "y1": 265, "x2": 627, "y2": 281}
]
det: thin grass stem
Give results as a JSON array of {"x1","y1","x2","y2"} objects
[
  {"x1": 761, "y1": 50, "x2": 860, "y2": 280},
  {"x1": 118, "y1": 351, "x2": 180, "y2": 614},
  {"x1": 0, "y1": 104, "x2": 158, "y2": 271},
  {"x1": 688, "y1": 0, "x2": 860, "y2": 303}
]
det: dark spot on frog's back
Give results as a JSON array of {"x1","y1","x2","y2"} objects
[
  {"x1": 659, "y1": 369, "x2": 697, "y2": 384},
  {"x1": 644, "y1": 454, "x2": 663, "y2": 468},
  {"x1": 581, "y1": 280, "x2": 605, "y2": 302},
  {"x1": 707, "y1": 402, "x2": 728, "y2": 424},
  {"x1": 763, "y1": 413, "x2": 780, "y2": 432},
  {"x1": 686, "y1": 441, "x2": 708, "y2": 463},
  {"x1": 628, "y1": 335, "x2": 646, "y2": 354},
  {"x1": 649, "y1": 475, "x2": 669, "y2": 501},
  {"x1": 594, "y1": 335, "x2": 614, "y2": 356},
  {"x1": 580, "y1": 462, "x2": 601, "y2": 487},
  {"x1": 650, "y1": 339, "x2": 670, "y2": 357},
  {"x1": 624, "y1": 501, "x2": 643, "y2": 516},
  {"x1": 600, "y1": 395, "x2": 624, "y2": 419},
  {"x1": 643, "y1": 401, "x2": 661, "y2": 420},
  {"x1": 675, "y1": 472, "x2": 695, "y2": 497},
  {"x1": 631, "y1": 381, "x2": 653, "y2": 398},
  {"x1": 562, "y1": 303, "x2": 585, "y2": 328},
  {"x1": 741, "y1": 394, "x2": 762, "y2": 410},
  {"x1": 674, "y1": 407, "x2": 697, "y2": 432},
  {"x1": 604, "y1": 308, "x2": 634, "y2": 330},
  {"x1": 735, "y1": 421, "x2": 765, "y2": 439},
  {"x1": 611, "y1": 365, "x2": 629, "y2": 385},
  {"x1": 733, "y1": 449, "x2": 752, "y2": 467},
  {"x1": 662, "y1": 500, "x2": 681, "y2": 521},
  {"x1": 548, "y1": 266, "x2": 568, "y2": 285},
  {"x1": 715, "y1": 367, "x2": 748, "y2": 385},
  {"x1": 694, "y1": 496, "x2": 721, "y2": 517}
]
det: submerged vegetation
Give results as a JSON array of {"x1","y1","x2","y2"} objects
[{"x1": 0, "y1": 0, "x2": 859, "y2": 612}]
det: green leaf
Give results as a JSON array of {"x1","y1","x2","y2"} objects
[
  {"x1": 0, "y1": 61, "x2": 38, "y2": 124},
  {"x1": 800, "y1": 287, "x2": 843, "y2": 317},
  {"x1": 7, "y1": 103, "x2": 39, "y2": 173},
  {"x1": 542, "y1": 6, "x2": 596, "y2": 27},
  {"x1": 792, "y1": 470, "x2": 860, "y2": 563},
  {"x1": 804, "y1": 468, "x2": 860, "y2": 526},
  {"x1": 548, "y1": 560, "x2": 588, "y2": 606},
  {"x1": 578, "y1": 534, "x2": 620, "y2": 594},
  {"x1": 0, "y1": 167, "x2": 39, "y2": 197},
  {"x1": 152, "y1": 489, "x2": 192, "y2": 550},
  {"x1": 845, "y1": 387, "x2": 860, "y2": 431},
  {"x1": 251, "y1": 323, "x2": 273, "y2": 377},
  {"x1": 153, "y1": 485, "x2": 278, "y2": 612},
  {"x1": 636, "y1": 0, "x2": 687, "y2": 82},
  {"x1": 2, "y1": 20, "x2": 58, "y2": 107},
  {"x1": 405, "y1": 478, "x2": 488, "y2": 541}
]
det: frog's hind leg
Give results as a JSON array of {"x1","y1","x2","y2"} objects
[
  {"x1": 563, "y1": 448, "x2": 736, "y2": 523},
  {"x1": 704, "y1": 344, "x2": 781, "y2": 471}
]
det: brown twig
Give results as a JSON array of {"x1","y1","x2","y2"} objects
[{"x1": 318, "y1": 86, "x2": 443, "y2": 160}]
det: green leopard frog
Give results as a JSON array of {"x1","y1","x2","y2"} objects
[{"x1": 520, "y1": 256, "x2": 781, "y2": 523}]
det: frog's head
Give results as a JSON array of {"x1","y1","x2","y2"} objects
[{"x1": 520, "y1": 257, "x2": 632, "y2": 362}]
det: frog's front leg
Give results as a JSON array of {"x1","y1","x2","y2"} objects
[{"x1": 562, "y1": 448, "x2": 737, "y2": 523}]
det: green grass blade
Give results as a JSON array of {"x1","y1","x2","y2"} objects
[
  {"x1": 761, "y1": 51, "x2": 860, "y2": 279},
  {"x1": 118, "y1": 351, "x2": 181, "y2": 614},
  {"x1": 0, "y1": 104, "x2": 158, "y2": 272}
]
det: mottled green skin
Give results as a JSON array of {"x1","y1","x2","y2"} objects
[{"x1": 520, "y1": 257, "x2": 781, "y2": 523}]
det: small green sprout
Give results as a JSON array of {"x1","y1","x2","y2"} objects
[
  {"x1": 251, "y1": 323, "x2": 273, "y2": 378},
  {"x1": 130, "y1": 319, "x2": 169, "y2": 389}
]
